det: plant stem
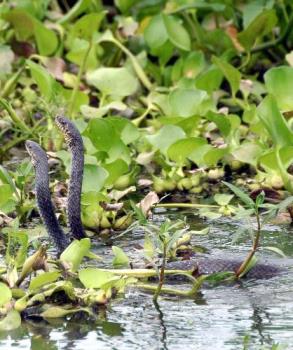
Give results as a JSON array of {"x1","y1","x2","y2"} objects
[
  {"x1": 0, "y1": 99, "x2": 31, "y2": 133},
  {"x1": 153, "y1": 243, "x2": 167, "y2": 302},
  {"x1": 235, "y1": 211, "x2": 261, "y2": 278},
  {"x1": 68, "y1": 40, "x2": 92, "y2": 118},
  {"x1": 102, "y1": 36, "x2": 152, "y2": 91},
  {"x1": 154, "y1": 203, "x2": 219, "y2": 209}
]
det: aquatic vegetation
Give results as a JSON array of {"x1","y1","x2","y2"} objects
[{"x1": 0, "y1": 2, "x2": 293, "y2": 347}]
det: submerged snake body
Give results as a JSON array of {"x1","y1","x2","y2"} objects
[
  {"x1": 167, "y1": 257, "x2": 284, "y2": 279},
  {"x1": 25, "y1": 141, "x2": 69, "y2": 254}
]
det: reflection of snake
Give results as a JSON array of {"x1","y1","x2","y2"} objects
[
  {"x1": 167, "y1": 257, "x2": 284, "y2": 279},
  {"x1": 25, "y1": 140, "x2": 69, "y2": 255},
  {"x1": 55, "y1": 116, "x2": 85, "y2": 240}
]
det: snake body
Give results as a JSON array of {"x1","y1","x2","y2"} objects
[
  {"x1": 25, "y1": 141, "x2": 69, "y2": 255},
  {"x1": 167, "y1": 257, "x2": 285, "y2": 279},
  {"x1": 55, "y1": 116, "x2": 85, "y2": 240}
]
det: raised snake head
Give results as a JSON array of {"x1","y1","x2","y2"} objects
[
  {"x1": 55, "y1": 116, "x2": 83, "y2": 150},
  {"x1": 25, "y1": 140, "x2": 47, "y2": 168}
]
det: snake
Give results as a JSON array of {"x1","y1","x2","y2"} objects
[
  {"x1": 25, "y1": 140, "x2": 70, "y2": 255},
  {"x1": 55, "y1": 116, "x2": 85, "y2": 240},
  {"x1": 25, "y1": 121, "x2": 287, "y2": 278}
]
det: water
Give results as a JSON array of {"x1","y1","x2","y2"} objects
[{"x1": 1, "y1": 210, "x2": 293, "y2": 350}]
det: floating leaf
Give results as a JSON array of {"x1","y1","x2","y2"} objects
[
  {"x1": 86, "y1": 67, "x2": 139, "y2": 97},
  {"x1": 264, "y1": 66, "x2": 293, "y2": 111},
  {"x1": 162, "y1": 15, "x2": 191, "y2": 51},
  {"x1": 257, "y1": 95, "x2": 293, "y2": 147},
  {"x1": 60, "y1": 238, "x2": 91, "y2": 272},
  {"x1": 0, "y1": 310, "x2": 21, "y2": 331},
  {"x1": 79, "y1": 268, "x2": 117, "y2": 289},
  {"x1": 169, "y1": 88, "x2": 208, "y2": 117},
  {"x1": 168, "y1": 137, "x2": 206, "y2": 165},
  {"x1": 29, "y1": 272, "x2": 61, "y2": 291},
  {"x1": 83, "y1": 164, "x2": 109, "y2": 193},
  {"x1": 0, "y1": 283, "x2": 12, "y2": 307},
  {"x1": 112, "y1": 246, "x2": 129, "y2": 268},
  {"x1": 144, "y1": 14, "x2": 168, "y2": 49},
  {"x1": 146, "y1": 125, "x2": 185, "y2": 154}
]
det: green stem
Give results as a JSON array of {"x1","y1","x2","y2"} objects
[
  {"x1": 101, "y1": 36, "x2": 152, "y2": 91},
  {"x1": 236, "y1": 211, "x2": 261, "y2": 278},
  {"x1": 1, "y1": 65, "x2": 24, "y2": 98},
  {"x1": 0, "y1": 99, "x2": 31, "y2": 133},
  {"x1": 68, "y1": 40, "x2": 92, "y2": 118},
  {"x1": 153, "y1": 243, "x2": 167, "y2": 302},
  {"x1": 132, "y1": 106, "x2": 151, "y2": 127},
  {"x1": 154, "y1": 203, "x2": 219, "y2": 209}
]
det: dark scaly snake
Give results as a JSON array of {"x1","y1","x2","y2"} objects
[
  {"x1": 55, "y1": 116, "x2": 85, "y2": 240},
  {"x1": 26, "y1": 126, "x2": 286, "y2": 279},
  {"x1": 25, "y1": 140, "x2": 69, "y2": 255}
]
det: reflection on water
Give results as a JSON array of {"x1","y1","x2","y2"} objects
[{"x1": 1, "y1": 212, "x2": 293, "y2": 350}]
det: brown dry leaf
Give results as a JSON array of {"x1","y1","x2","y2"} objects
[
  {"x1": 138, "y1": 191, "x2": 159, "y2": 216},
  {"x1": 43, "y1": 57, "x2": 65, "y2": 81},
  {"x1": 225, "y1": 25, "x2": 244, "y2": 52},
  {"x1": 99, "y1": 201, "x2": 124, "y2": 212}
]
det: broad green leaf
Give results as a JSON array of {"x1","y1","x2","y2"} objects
[
  {"x1": 0, "y1": 310, "x2": 21, "y2": 331},
  {"x1": 107, "y1": 117, "x2": 139, "y2": 145},
  {"x1": 103, "y1": 159, "x2": 128, "y2": 186},
  {"x1": 264, "y1": 66, "x2": 293, "y2": 111},
  {"x1": 259, "y1": 146, "x2": 293, "y2": 172},
  {"x1": 29, "y1": 272, "x2": 61, "y2": 291},
  {"x1": 195, "y1": 66, "x2": 223, "y2": 93},
  {"x1": 146, "y1": 125, "x2": 185, "y2": 154},
  {"x1": 238, "y1": 9, "x2": 277, "y2": 51},
  {"x1": 203, "y1": 147, "x2": 228, "y2": 167},
  {"x1": 86, "y1": 67, "x2": 139, "y2": 97},
  {"x1": 144, "y1": 14, "x2": 168, "y2": 49},
  {"x1": 205, "y1": 111, "x2": 231, "y2": 137},
  {"x1": 5, "y1": 9, "x2": 58, "y2": 55},
  {"x1": 162, "y1": 14, "x2": 191, "y2": 51},
  {"x1": 60, "y1": 238, "x2": 91, "y2": 272},
  {"x1": 257, "y1": 95, "x2": 293, "y2": 147},
  {"x1": 62, "y1": 89, "x2": 89, "y2": 114},
  {"x1": 112, "y1": 246, "x2": 129, "y2": 267},
  {"x1": 71, "y1": 12, "x2": 105, "y2": 40},
  {"x1": 26, "y1": 60, "x2": 56, "y2": 101},
  {"x1": 85, "y1": 119, "x2": 120, "y2": 152},
  {"x1": 167, "y1": 137, "x2": 206, "y2": 165},
  {"x1": 169, "y1": 88, "x2": 208, "y2": 117},
  {"x1": 232, "y1": 143, "x2": 263, "y2": 167},
  {"x1": 222, "y1": 181, "x2": 255, "y2": 208},
  {"x1": 79, "y1": 268, "x2": 116, "y2": 289},
  {"x1": 0, "y1": 184, "x2": 16, "y2": 213},
  {"x1": 242, "y1": 0, "x2": 274, "y2": 28},
  {"x1": 0, "y1": 282, "x2": 12, "y2": 307},
  {"x1": 214, "y1": 194, "x2": 234, "y2": 206},
  {"x1": 83, "y1": 164, "x2": 109, "y2": 192},
  {"x1": 212, "y1": 56, "x2": 241, "y2": 98}
]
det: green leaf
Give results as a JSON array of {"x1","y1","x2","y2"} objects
[
  {"x1": 232, "y1": 143, "x2": 263, "y2": 167},
  {"x1": 264, "y1": 66, "x2": 293, "y2": 111},
  {"x1": 79, "y1": 268, "x2": 117, "y2": 289},
  {"x1": 222, "y1": 181, "x2": 255, "y2": 208},
  {"x1": 238, "y1": 9, "x2": 277, "y2": 51},
  {"x1": 107, "y1": 117, "x2": 140, "y2": 145},
  {"x1": 212, "y1": 56, "x2": 241, "y2": 98},
  {"x1": 163, "y1": 14, "x2": 191, "y2": 51},
  {"x1": 0, "y1": 282, "x2": 12, "y2": 307},
  {"x1": 146, "y1": 125, "x2": 185, "y2": 154},
  {"x1": 71, "y1": 12, "x2": 105, "y2": 40},
  {"x1": 214, "y1": 194, "x2": 234, "y2": 206},
  {"x1": 103, "y1": 159, "x2": 128, "y2": 186},
  {"x1": 0, "y1": 310, "x2": 21, "y2": 331},
  {"x1": 167, "y1": 137, "x2": 207, "y2": 165},
  {"x1": 112, "y1": 246, "x2": 129, "y2": 268},
  {"x1": 26, "y1": 60, "x2": 56, "y2": 101},
  {"x1": 58, "y1": 0, "x2": 92, "y2": 24},
  {"x1": 60, "y1": 238, "x2": 91, "y2": 272},
  {"x1": 5, "y1": 9, "x2": 58, "y2": 55},
  {"x1": 257, "y1": 95, "x2": 293, "y2": 147},
  {"x1": 169, "y1": 88, "x2": 208, "y2": 117},
  {"x1": 83, "y1": 165, "x2": 109, "y2": 193},
  {"x1": 29, "y1": 272, "x2": 61, "y2": 291},
  {"x1": 0, "y1": 184, "x2": 16, "y2": 213},
  {"x1": 86, "y1": 67, "x2": 139, "y2": 97},
  {"x1": 144, "y1": 14, "x2": 168, "y2": 49}
]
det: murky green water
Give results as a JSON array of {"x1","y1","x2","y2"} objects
[{"x1": 1, "y1": 210, "x2": 293, "y2": 350}]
